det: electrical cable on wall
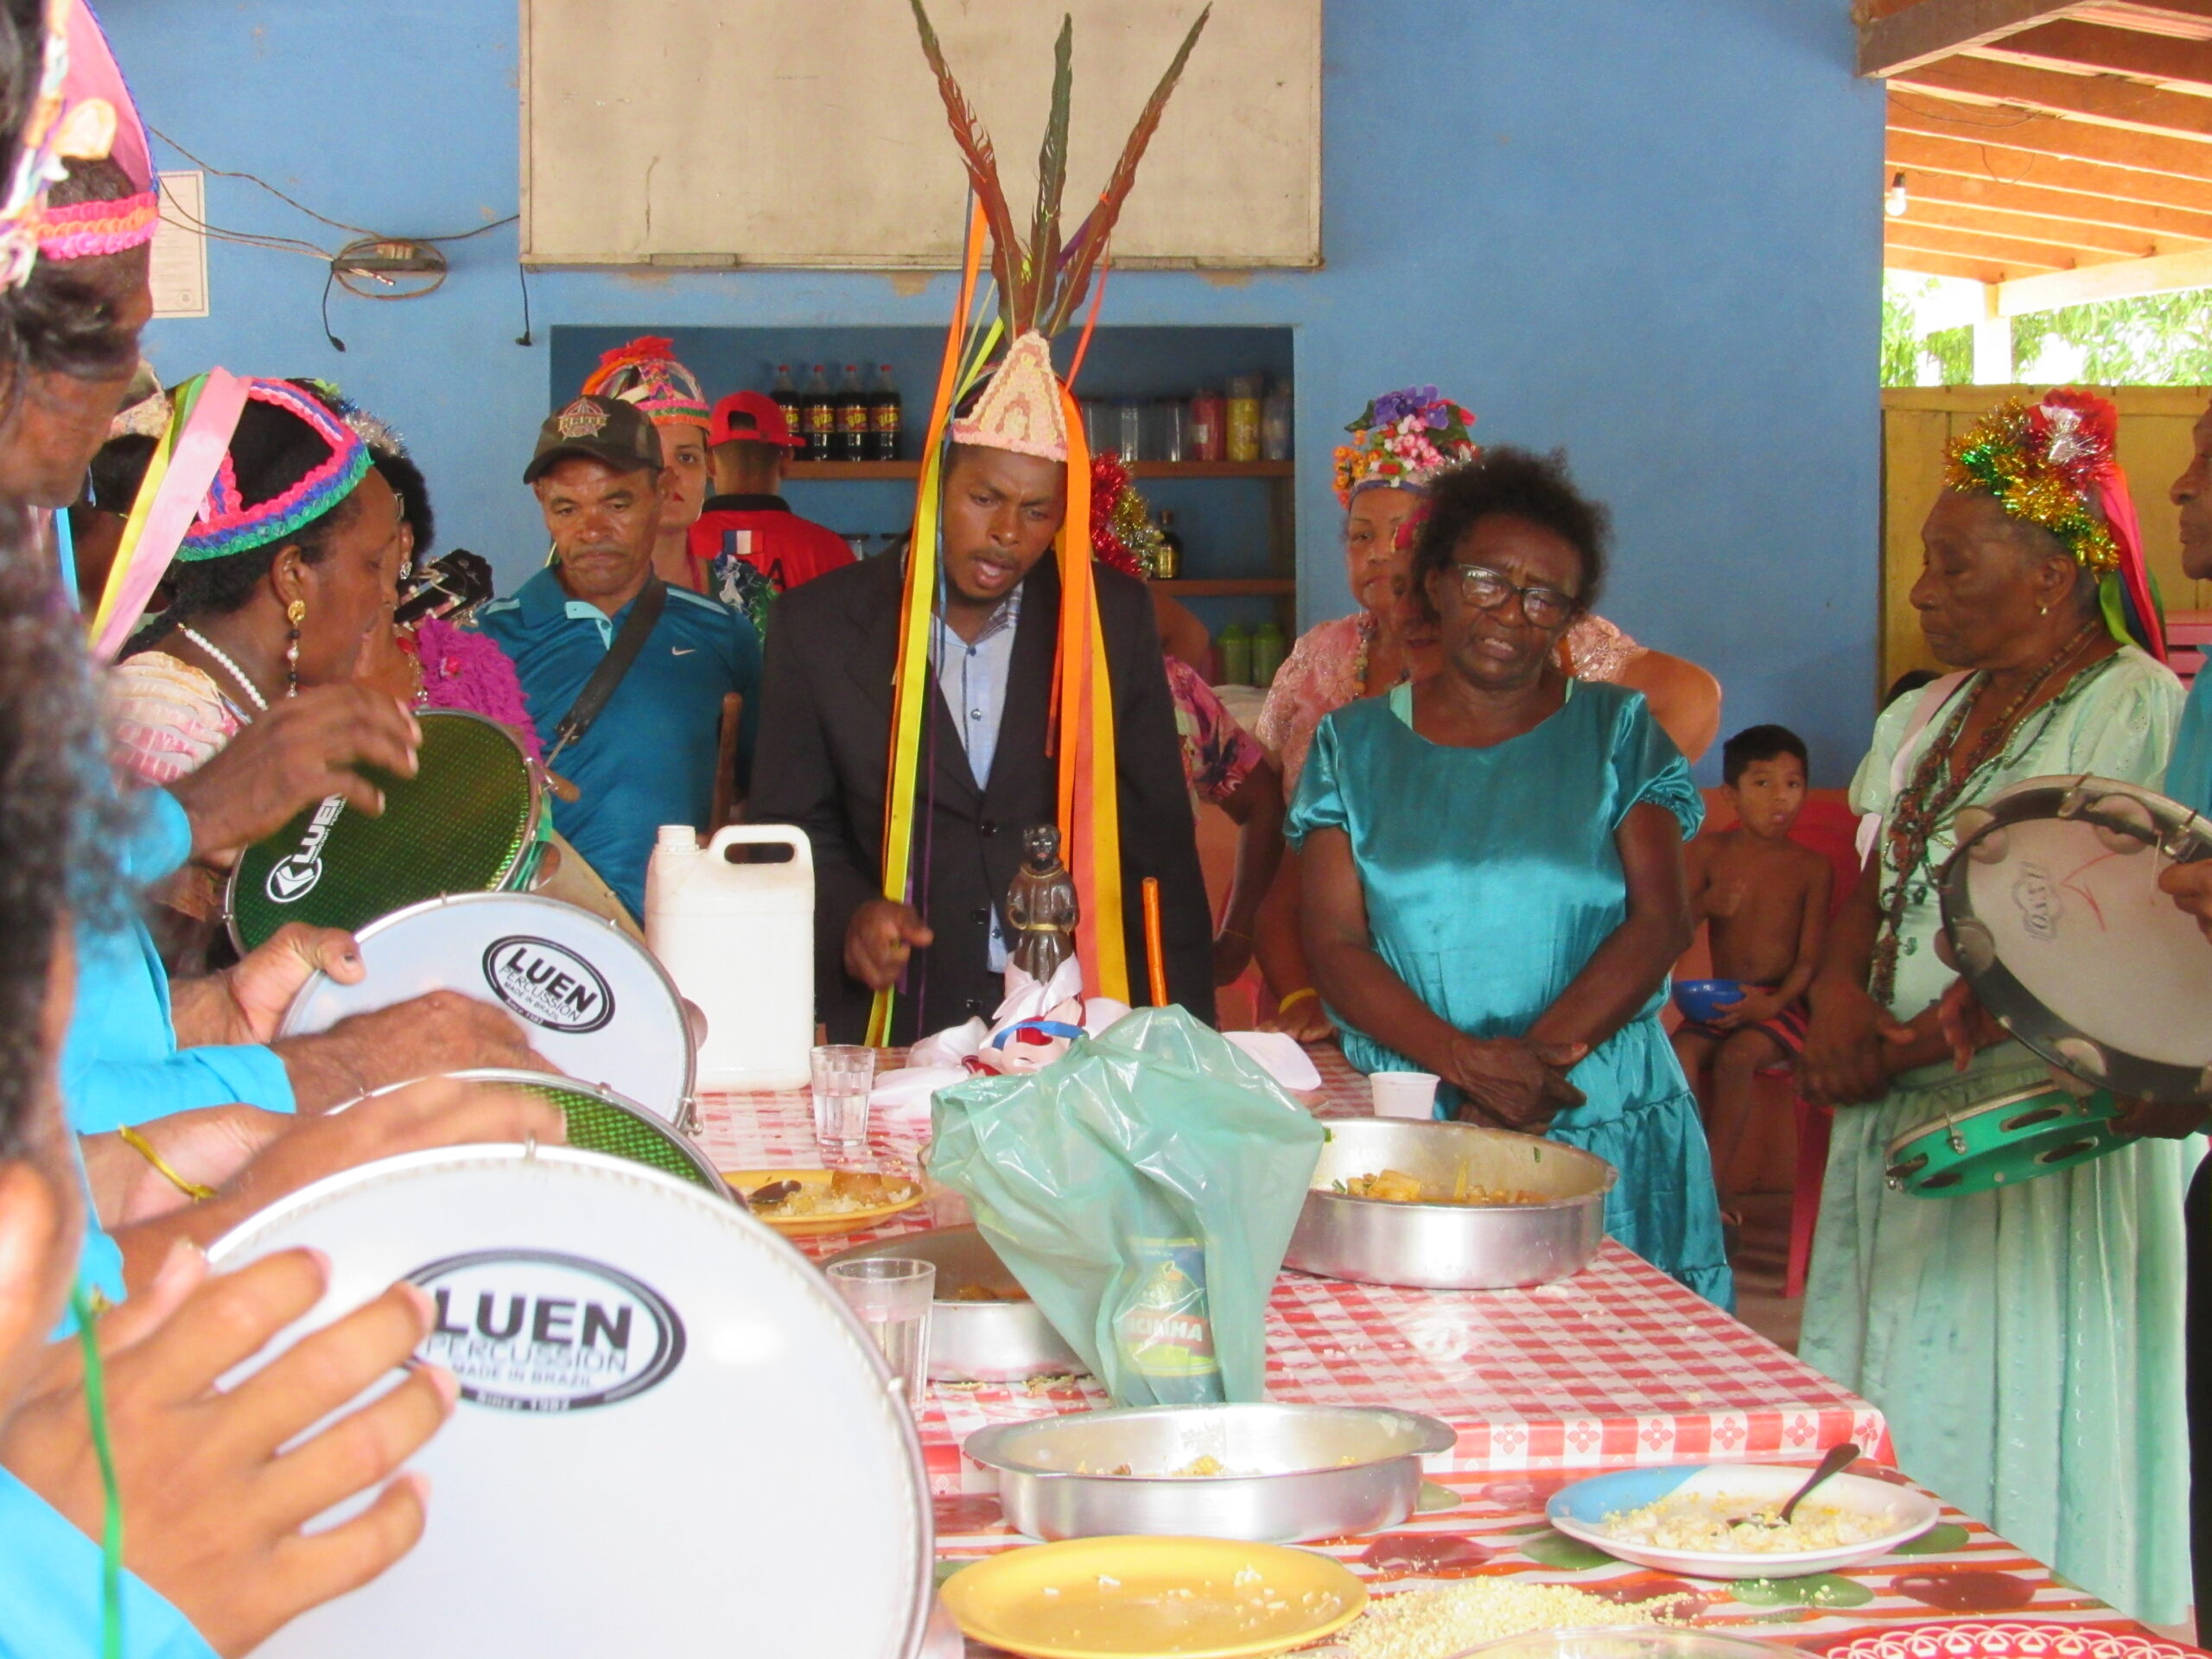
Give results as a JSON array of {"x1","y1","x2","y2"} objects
[{"x1": 147, "y1": 123, "x2": 531, "y2": 346}]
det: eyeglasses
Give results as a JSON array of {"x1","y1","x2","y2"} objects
[{"x1": 1450, "y1": 563, "x2": 1578, "y2": 628}]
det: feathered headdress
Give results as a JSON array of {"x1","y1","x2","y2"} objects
[
  {"x1": 868, "y1": 4, "x2": 1209, "y2": 1040},
  {"x1": 581, "y1": 335, "x2": 709, "y2": 429},
  {"x1": 1946, "y1": 388, "x2": 2165, "y2": 660},
  {"x1": 1332, "y1": 385, "x2": 1481, "y2": 507}
]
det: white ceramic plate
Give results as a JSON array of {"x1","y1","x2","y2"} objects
[{"x1": 1546, "y1": 1462, "x2": 1940, "y2": 1581}]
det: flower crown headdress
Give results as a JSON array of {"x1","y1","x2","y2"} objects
[
  {"x1": 175, "y1": 378, "x2": 372, "y2": 563},
  {"x1": 1332, "y1": 385, "x2": 1480, "y2": 507},
  {"x1": 1945, "y1": 387, "x2": 2164, "y2": 658},
  {"x1": 580, "y1": 335, "x2": 709, "y2": 429}
]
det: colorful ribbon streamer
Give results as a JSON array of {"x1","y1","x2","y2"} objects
[{"x1": 86, "y1": 367, "x2": 250, "y2": 659}]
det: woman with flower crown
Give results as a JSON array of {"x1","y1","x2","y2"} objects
[
  {"x1": 1798, "y1": 389, "x2": 2189, "y2": 1624},
  {"x1": 1253, "y1": 387, "x2": 1719, "y2": 1039}
]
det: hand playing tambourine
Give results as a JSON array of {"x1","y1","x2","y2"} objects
[{"x1": 1934, "y1": 976, "x2": 2211, "y2": 1140}]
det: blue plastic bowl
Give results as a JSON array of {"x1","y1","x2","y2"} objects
[{"x1": 1673, "y1": 978, "x2": 1748, "y2": 1025}]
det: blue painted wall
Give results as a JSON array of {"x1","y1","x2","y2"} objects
[{"x1": 103, "y1": 0, "x2": 1885, "y2": 782}]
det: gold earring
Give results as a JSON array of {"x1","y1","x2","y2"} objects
[
  {"x1": 2038, "y1": 602, "x2": 2050, "y2": 617},
  {"x1": 285, "y1": 599, "x2": 306, "y2": 696}
]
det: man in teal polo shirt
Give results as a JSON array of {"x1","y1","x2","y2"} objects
[{"x1": 478, "y1": 395, "x2": 760, "y2": 920}]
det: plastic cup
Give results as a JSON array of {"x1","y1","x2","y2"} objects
[
  {"x1": 810, "y1": 1044, "x2": 877, "y2": 1157},
  {"x1": 1370, "y1": 1071, "x2": 1440, "y2": 1120},
  {"x1": 828, "y1": 1256, "x2": 935, "y2": 1407}
]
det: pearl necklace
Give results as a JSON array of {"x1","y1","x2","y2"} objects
[{"x1": 176, "y1": 625, "x2": 270, "y2": 715}]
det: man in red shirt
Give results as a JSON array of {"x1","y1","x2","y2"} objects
[{"x1": 688, "y1": 392, "x2": 856, "y2": 609}]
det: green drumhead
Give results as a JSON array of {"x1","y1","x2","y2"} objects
[
  {"x1": 229, "y1": 712, "x2": 537, "y2": 951},
  {"x1": 1885, "y1": 1086, "x2": 2130, "y2": 1198},
  {"x1": 520, "y1": 1078, "x2": 725, "y2": 1196}
]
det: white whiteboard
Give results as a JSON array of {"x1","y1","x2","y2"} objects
[{"x1": 520, "y1": 0, "x2": 1319, "y2": 270}]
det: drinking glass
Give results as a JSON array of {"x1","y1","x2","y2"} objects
[
  {"x1": 828, "y1": 1257, "x2": 936, "y2": 1407},
  {"x1": 810, "y1": 1044, "x2": 877, "y2": 1158}
]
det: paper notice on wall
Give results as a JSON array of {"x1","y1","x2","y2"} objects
[{"x1": 151, "y1": 170, "x2": 208, "y2": 318}]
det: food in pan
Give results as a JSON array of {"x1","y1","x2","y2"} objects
[
  {"x1": 1082, "y1": 1453, "x2": 1247, "y2": 1478},
  {"x1": 1332, "y1": 1167, "x2": 1546, "y2": 1206},
  {"x1": 1338, "y1": 1577, "x2": 1667, "y2": 1659},
  {"x1": 744, "y1": 1169, "x2": 919, "y2": 1218},
  {"x1": 949, "y1": 1282, "x2": 1033, "y2": 1302},
  {"x1": 1596, "y1": 1491, "x2": 1903, "y2": 1554}
]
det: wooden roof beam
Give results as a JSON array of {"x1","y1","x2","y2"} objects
[
  {"x1": 1887, "y1": 128, "x2": 2212, "y2": 212},
  {"x1": 1886, "y1": 219, "x2": 2092, "y2": 267},
  {"x1": 1979, "y1": 20, "x2": 2212, "y2": 84},
  {"x1": 1998, "y1": 241, "x2": 2212, "y2": 308},
  {"x1": 1892, "y1": 54, "x2": 2212, "y2": 140},
  {"x1": 1860, "y1": 0, "x2": 2088, "y2": 76},
  {"x1": 1885, "y1": 245, "x2": 2029, "y2": 282},
  {"x1": 1897, "y1": 162, "x2": 2212, "y2": 234},
  {"x1": 1889, "y1": 91, "x2": 2212, "y2": 178},
  {"x1": 1892, "y1": 194, "x2": 2180, "y2": 252}
]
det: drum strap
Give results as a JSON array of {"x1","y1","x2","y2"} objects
[{"x1": 544, "y1": 576, "x2": 669, "y2": 772}]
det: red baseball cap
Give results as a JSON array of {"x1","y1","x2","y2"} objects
[{"x1": 709, "y1": 391, "x2": 800, "y2": 448}]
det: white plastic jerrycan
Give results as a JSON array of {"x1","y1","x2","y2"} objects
[{"x1": 645, "y1": 823, "x2": 814, "y2": 1090}]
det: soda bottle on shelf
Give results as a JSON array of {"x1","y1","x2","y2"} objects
[
  {"x1": 836, "y1": 364, "x2": 870, "y2": 461},
  {"x1": 770, "y1": 365, "x2": 801, "y2": 446},
  {"x1": 1225, "y1": 375, "x2": 1262, "y2": 463},
  {"x1": 801, "y1": 365, "x2": 836, "y2": 462},
  {"x1": 1155, "y1": 509, "x2": 1184, "y2": 580},
  {"x1": 868, "y1": 363, "x2": 901, "y2": 461}
]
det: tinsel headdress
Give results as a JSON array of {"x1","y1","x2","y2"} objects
[
  {"x1": 1945, "y1": 388, "x2": 2164, "y2": 659},
  {"x1": 866, "y1": 3, "x2": 1210, "y2": 1039},
  {"x1": 1332, "y1": 385, "x2": 1480, "y2": 508},
  {"x1": 581, "y1": 335, "x2": 709, "y2": 429}
]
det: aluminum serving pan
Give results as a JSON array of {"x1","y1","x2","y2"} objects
[
  {"x1": 964, "y1": 1403, "x2": 1456, "y2": 1543},
  {"x1": 1284, "y1": 1116, "x2": 1616, "y2": 1290},
  {"x1": 822, "y1": 1225, "x2": 1084, "y2": 1383}
]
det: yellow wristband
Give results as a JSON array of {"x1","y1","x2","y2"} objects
[
  {"x1": 117, "y1": 1125, "x2": 217, "y2": 1204},
  {"x1": 1277, "y1": 987, "x2": 1319, "y2": 1012}
]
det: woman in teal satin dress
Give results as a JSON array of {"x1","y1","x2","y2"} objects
[{"x1": 1287, "y1": 450, "x2": 1731, "y2": 1306}]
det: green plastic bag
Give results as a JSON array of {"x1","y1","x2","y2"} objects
[{"x1": 928, "y1": 1007, "x2": 1325, "y2": 1407}]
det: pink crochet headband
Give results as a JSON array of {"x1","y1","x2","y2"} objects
[
  {"x1": 36, "y1": 188, "x2": 156, "y2": 259},
  {"x1": 176, "y1": 378, "x2": 372, "y2": 563}
]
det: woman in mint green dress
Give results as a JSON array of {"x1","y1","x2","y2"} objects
[
  {"x1": 1287, "y1": 450, "x2": 1730, "y2": 1307},
  {"x1": 1798, "y1": 391, "x2": 2189, "y2": 1624}
]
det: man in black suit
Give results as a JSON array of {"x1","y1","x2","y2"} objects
[{"x1": 751, "y1": 440, "x2": 1215, "y2": 1042}]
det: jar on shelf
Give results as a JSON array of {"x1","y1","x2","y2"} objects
[
  {"x1": 1116, "y1": 401, "x2": 1144, "y2": 465},
  {"x1": 1153, "y1": 399, "x2": 1190, "y2": 465},
  {"x1": 1188, "y1": 388, "x2": 1225, "y2": 463},
  {"x1": 1262, "y1": 382, "x2": 1293, "y2": 462},
  {"x1": 1225, "y1": 375, "x2": 1262, "y2": 464},
  {"x1": 1217, "y1": 623, "x2": 1252, "y2": 686},
  {"x1": 1251, "y1": 620, "x2": 1286, "y2": 686}
]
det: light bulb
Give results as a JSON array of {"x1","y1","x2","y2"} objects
[{"x1": 1885, "y1": 172, "x2": 1909, "y2": 219}]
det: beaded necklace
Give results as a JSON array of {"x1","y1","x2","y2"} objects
[
  {"x1": 1351, "y1": 611, "x2": 1411, "y2": 698},
  {"x1": 177, "y1": 624, "x2": 269, "y2": 715},
  {"x1": 1868, "y1": 618, "x2": 2106, "y2": 1006}
]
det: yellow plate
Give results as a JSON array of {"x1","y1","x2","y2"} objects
[
  {"x1": 720, "y1": 1168, "x2": 927, "y2": 1236},
  {"x1": 939, "y1": 1535, "x2": 1366, "y2": 1659}
]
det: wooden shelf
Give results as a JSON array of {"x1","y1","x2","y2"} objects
[
  {"x1": 783, "y1": 459, "x2": 1294, "y2": 481},
  {"x1": 1154, "y1": 579, "x2": 1296, "y2": 597}
]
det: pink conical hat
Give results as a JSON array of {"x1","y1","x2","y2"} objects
[{"x1": 949, "y1": 332, "x2": 1068, "y2": 463}]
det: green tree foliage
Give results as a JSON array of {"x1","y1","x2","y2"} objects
[
  {"x1": 2012, "y1": 289, "x2": 2212, "y2": 385},
  {"x1": 1881, "y1": 273, "x2": 1975, "y2": 386}
]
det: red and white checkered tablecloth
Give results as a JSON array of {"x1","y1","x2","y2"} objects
[
  {"x1": 693, "y1": 1045, "x2": 1891, "y2": 1491},
  {"x1": 696, "y1": 1048, "x2": 2176, "y2": 1656}
]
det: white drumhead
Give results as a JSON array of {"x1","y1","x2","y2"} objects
[
  {"x1": 280, "y1": 893, "x2": 694, "y2": 1123},
  {"x1": 1964, "y1": 810, "x2": 2212, "y2": 1069},
  {"x1": 208, "y1": 1147, "x2": 931, "y2": 1658}
]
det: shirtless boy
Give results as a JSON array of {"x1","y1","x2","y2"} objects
[{"x1": 1673, "y1": 725, "x2": 1831, "y2": 1210}]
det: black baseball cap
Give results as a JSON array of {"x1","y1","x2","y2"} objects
[{"x1": 524, "y1": 394, "x2": 664, "y2": 484}]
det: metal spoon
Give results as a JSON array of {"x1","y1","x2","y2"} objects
[{"x1": 1737, "y1": 1442, "x2": 1859, "y2": 1529}]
